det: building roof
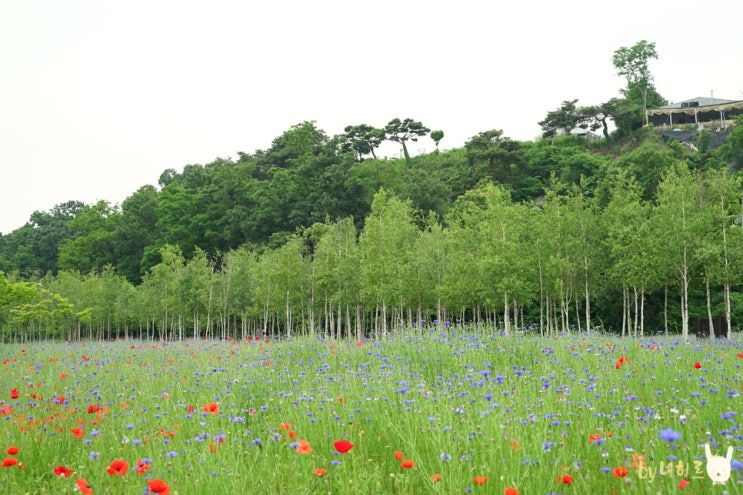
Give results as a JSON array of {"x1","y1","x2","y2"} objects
[
  {"x1": 648, "y1": 97, "x2": 743, "y2": 117},
  {"x1": 658, "y1": 97, "x2": 737, "y2": 109}
]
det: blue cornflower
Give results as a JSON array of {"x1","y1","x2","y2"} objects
[
  {"x1": 658, "y1": 428, "x2": 681, "y2": 442},
  {"x1": 720, "y1": 411, "x2": 737, "y2": 420}
]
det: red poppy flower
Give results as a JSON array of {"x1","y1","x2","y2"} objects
[
  {"x1": 202, "y1": 402, "x2": 219, "y2": 414},
  {"x1": 613, "y1": 466, "x2": 629, "y2": 478},
  {"x1": 147, "y1": 479, "x2": 170, "y2": 495},
  {"x1": 5, "y1": 447, "x2": 18, "y2": 456},
  {"x1": 473, "y1": 475, "x2": 489, "y2": 486},
  {"x1": 394, "y1": 451, "x2": 404, "y2": 460},
  {"x1": 59, "y1": 373, "x2": 67, "y2": 379},
  {"x1": 54, "y1": 465, "x2": 74, "y2": 477},
  {"x1": 54, "y1": 396, "x2": 66, "y2": 405},
  {"x1": 296, "y1": 440, "x2": 312, "y2": 454},
  {"x1": 136, "y1": 459, "x2": 151, "y2": 474},
  {"x1": 678, "y1": 479, "x2": 690, "y2": 488},
  {"x1": 88, "y1": 404, "x2": 101, "y2": 414},
  {"x1": 313, "y1": 468, "x2": 327, "y2": 476},
  {"x1": 504, "y1": 487, "x2": 519, "y2": 495},
  {"x1": 588, "y1": 433, "x2": 601, "y2": 443},
  {"x1": 400, "y1": 459, "x2": 415, "y2": 469},
  {"x1": 333, "y1": 440, "x2": 354, "y2": 453},
  {"x1": 693, "y1": 362, "x2": 702, "y2": 369},
  {"x1": 737, "y1": 353, "x2": 743, "y2": 359},
  {"x1": 10, "y1": 389, "x2": 19, "y2": 399},
  {"x1": 614, "y1": 356, "x2": 628, "y2": 369},
  {"x1": 556, "y1": 474, "x2": 574, "y2": 485},
  {"x1": 106, "y1": 459, "x2": 129, "y2": 476},
  {"x1": 2, "y1": 458, "x2": 18, "y2": 468},
  {"x1": 431, "y1": 473, "x2": 441, "y2": 482},
  {"x1": 76, "y1": 478, "x2": 93, "y2": 495},
  {"x1": 71, "y1": 427, "x2": 84, "y2": 438},
  {"x1": 279, "y1": 422, "x2": 292, "y2": 431}
]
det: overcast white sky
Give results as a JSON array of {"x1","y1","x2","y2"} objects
[{"x1": 2, "y1": 0, "x2": 742, "y2": 234}]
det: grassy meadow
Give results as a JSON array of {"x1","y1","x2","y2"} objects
[{"x1": 0, "y1": 329, "x2": 741, "y2": 494}]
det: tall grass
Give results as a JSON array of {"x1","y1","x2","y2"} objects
[{"x1": 0, "y1": 330, "x2": 741, "y2": 494}]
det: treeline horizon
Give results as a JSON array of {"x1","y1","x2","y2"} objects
[{"x1": 1, "y1": 112, "x2": 743, "y2": 341}]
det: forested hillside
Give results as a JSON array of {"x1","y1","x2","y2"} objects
[
  {"x1": 2, "y1": 38, "x2": 743, "y2": 342},
  {"x1": 1, "y1": 116, "x2": 742, "y2": 342}
]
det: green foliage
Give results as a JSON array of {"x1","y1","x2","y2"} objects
[
  {"x1": 260, "y1": 121, "x2": 329, "y2": 168},
  {"x1": 611, "y1": 40, "x2": 667, "y2": 135},
  {"x1": 4, "y1": 115, "x2": 743, "y2": 340},
  {"x1": 359, "y1": 189, "x2": 419, "y2": 334},
  {"x1": 464, "y1": 130, "x2": 527, "y2": 189},
  {"x1": 341, "y1": 124, "x2": 385, "y2": 160},
  {"x1": 430, "y1": 129, "x2": 444, "y2": 151},
  {"x1": 57, "y1": 200, "x2": 121, "y2": 274},
  {"x1": 385, "y1": 118, "x2": 431, "y2": 164},
  {"x1": 538, "y1": 99, "x2": 580, "y2": 138},
  {"x1": 715, "y1": 115, "x2": 743, "y2": 170},
  {"x1": 116, "y1": 185, "x2": 159, "y2": 283},
  {"x1": 613, "y1": 138, "x2": 681, "y2": 200}
]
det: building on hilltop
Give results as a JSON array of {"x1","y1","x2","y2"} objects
[{"x1": 647, "y1": 96, "x2": 743, "y2": 129}]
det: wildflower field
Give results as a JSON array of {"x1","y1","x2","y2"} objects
[{"x1": 1, "y1": 330, "x2": 742, "y2": 494}]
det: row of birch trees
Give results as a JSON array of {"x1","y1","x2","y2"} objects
[{"x1": 1, "y1": 162, "x2": 742, "y2": 342}]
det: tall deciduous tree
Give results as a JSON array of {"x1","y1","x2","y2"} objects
[
  {"x1": 612, "y1": 40, "x2": 665, "y2": 128},
  {"x1": 602, "y1": 170, "x2": 657, "y2": 336},
  {"x1": 448, "y1": 182, "x2": 523, "y2": 334},
  {"x1": 310, "y1": 218, "x2": 361, "y2": 339},
  {"x1": 145, "y1": 244, "x2": 185, "y2": 340},
  {"x1": 653, "y1": 162, "x2": 703, "y2": 341},
  {"x1": 359, "y1": 189, "x2": 418, "y2": 336},
  {"x1": 413, "y1": 214, "x2": 448, "y2": 328},
  {"x1": 694, "y1": 169, "x2": 743, "y2": 338}
]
